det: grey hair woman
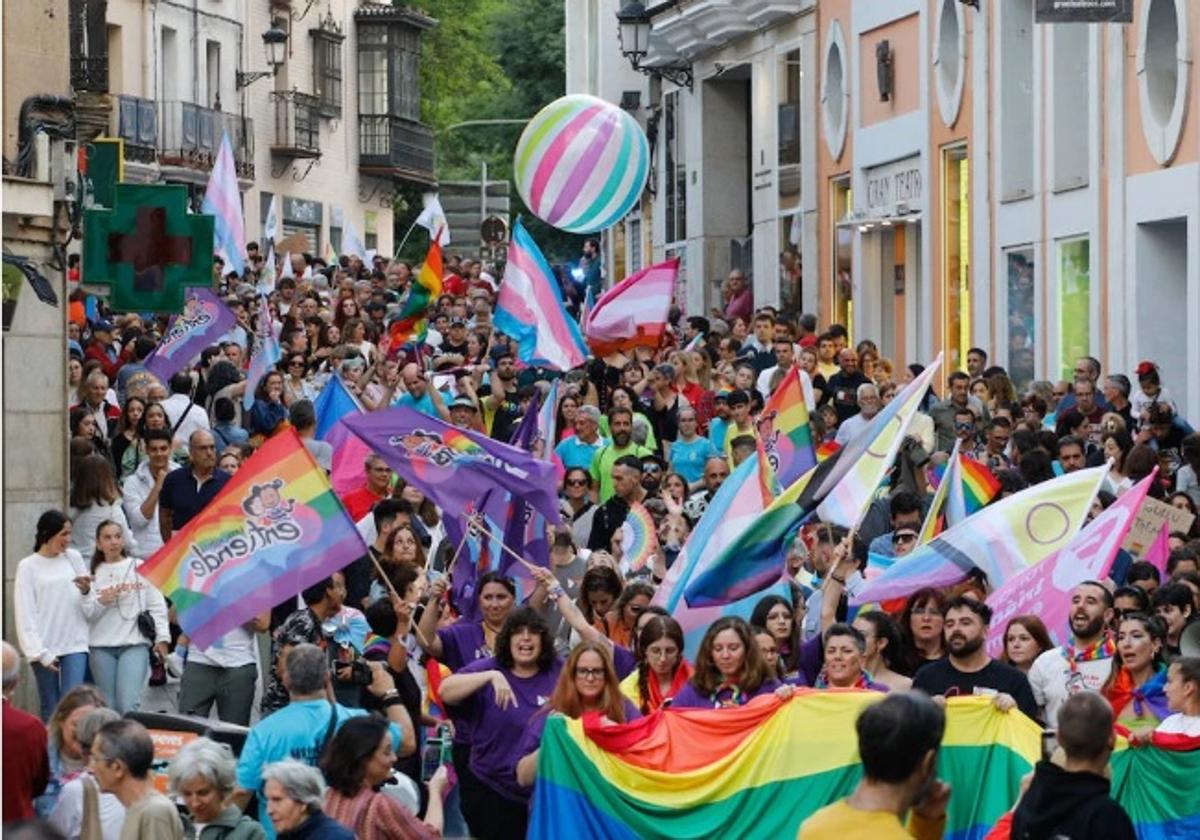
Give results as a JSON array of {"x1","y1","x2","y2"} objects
[
  {"x1": 169, "y1": 737, "x2": 265, "y2": 839},
  {"x1": 261, "y1": 760, "x2": 352, "y2": 839}
]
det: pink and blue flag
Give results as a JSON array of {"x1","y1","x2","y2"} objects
[
  {"x1": 243, "y1": 294, "x2": 281, "y2": 410},
  {"x1": 313, "y1": 374, "x2": 362, "y2": 441},
  {"x1": 201, "y1": 132, "x2": 247, "y2": 277},
  {"x1": 144, "y1": 288, "x2": 236, "y2": 382},
  {"x1": 495, "y1": 218, "x2": 589, "y2": 371}
]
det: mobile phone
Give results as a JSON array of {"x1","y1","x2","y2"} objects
[{"x1": 422, "y1": 731, "x2": 450, "y2": 781}]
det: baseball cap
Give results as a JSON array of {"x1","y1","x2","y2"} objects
[
  {"x1": 92, "y1": 319, "x2": 115, "y2": 334},
  {"x1": 450, "y1": 395, "x2": 478, "y2": 411}
]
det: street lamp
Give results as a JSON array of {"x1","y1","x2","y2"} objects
[
  {"x1": 616, "y1": 1, "x2": 692, "y2": 90},
  {"x1": 236, "y1": 20, "x2": 288, "y2": 88}
]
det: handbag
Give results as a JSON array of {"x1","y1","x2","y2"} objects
[{"x1": 80, "y1": 773, "x2": 102, "y2": 840}]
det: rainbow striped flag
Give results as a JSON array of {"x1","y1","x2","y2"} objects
[
  {"x1": 387, "y1": 237, "x2": 442, "y2": 350},
  {"x1": 529, "y1": 693, "x2": 1040, "y2": 840},
  {"x1": 139, "y1": 429, "x2": 367, "y2": 649},
  {"x1": 495, "y1": 218, "x2": 589, "y2": 371},
  {"x1": 620, "y1": 502, "x2": 658, "y2": 574},
  {"x1": 959, "y1": 456, "x2": 1001, "y2": 514},
  {"x1": 815, "y1": 439, "x2": 841, "y2": 462},
  {"x1": 1111, "y1": 732, "x2": 1200, "y2": 838},
  {"x1": 915, "y1": 440, "x2": 962, "y2": 546},
  {"x1": 755, "y1": 366, "x2": 816, "y2": 492}
]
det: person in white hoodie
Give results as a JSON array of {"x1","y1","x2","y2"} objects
[
  {"x1": 14, "y1": 510, "x2": 93, "y2": 720},
  {"x1": 121, "y1": 428, "x2": 179, "y2": 559},
  {"x1": 81, "y1": 520, "x2": 170, "y2": 714}
]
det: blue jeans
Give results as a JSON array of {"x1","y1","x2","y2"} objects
[
  {"x1": 89, "y1": 645, "x2": 150, "y2": 714},
  {"x1": 31, "y1": 652, "x2": 89, "y2": 721}
]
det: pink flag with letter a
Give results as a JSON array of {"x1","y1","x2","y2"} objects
[
  {"x1": 985, "y1": 470, "x2": 1156, "y2": 658},
  {"x1": 1142, "y1": 521, "x2": 1171, "y2": 574}
]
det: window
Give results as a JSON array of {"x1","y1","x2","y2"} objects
[
  {"x1": 999, "y1": 0, "x2": 1034, "y2": 199},
  {"x1": 831, "y1": 177, "x2": 852, "y2": 334},
  {"x1": 1005, "y1": 247, "x2": 1035, "y2": 391},
  {"x1": 628, "y1": 216, "x2": 642, "y2": 276},
  {"x1": 822, "y1": 23, "x2": 848, "y2": 160},
  {"x1": 942, "y1": 145, "x2": 970, "y2": 373},
  {"x1": 1052, "y1": 24, "x2": 1088, "y2": 190},
  {"x1": 1057, "y1": 238, "x2": 1090, "y2": 381},
  {"x1": 780, "y1": 214, "x2": 802, "y2": 314},
  {"x1": 161, "y1": 26, "x2": 178, "y2": 102},
  {"x1": 1137, "y1": 0, "x2": 1190, "y2": 164},
  {"x1": 206, "y1": 40, "x2": 221, "y2": 108},
  {"x1": 664, "y1": 91, "x2": 687, "y2": 245},
  {"x1": 778, "y1": 48, "x2": 801, "y2": 210},
  {"x1": 312, "y1": 21, "x2": 344, "y2": 118},
  {"x1": 357, "y1": 23, "x2": 420, "y2": 122},
  {"x1": 364, "y1": 211, "x2": 378, "y2": 252}
]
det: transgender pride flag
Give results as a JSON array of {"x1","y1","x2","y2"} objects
[
  {"x1": 495, "y1": 218, "x2": 589, "y2": 371},
  {"x1": 202, "y1": 133, "x2": 247, "y2": 277}
]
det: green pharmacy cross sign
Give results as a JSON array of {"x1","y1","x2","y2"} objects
[{"x1": 83, "y1": 184, "x2": 215, "y2": 313}]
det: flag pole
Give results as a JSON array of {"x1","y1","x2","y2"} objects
[
  {"x1": 467, "y1": 518, "x2": 538, "y2": 573},
  {"x1": 392, "y1": 216, "x2": 422, "y2": 261}
]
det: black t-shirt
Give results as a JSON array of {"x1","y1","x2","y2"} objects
[
  {"x1": 825, "y1": 371, "x2": 871, "y2": 423},
  {"x1": 912, "y1": 657, "x2": 1039, "y2": 720}
]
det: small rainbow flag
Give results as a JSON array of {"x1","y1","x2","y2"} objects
[
  {"x1": 621, "y1": 502, "x2": 659, "y2": 574},
  {"x1": 530, "y1": 694, "x2": 1040, "y2": 840},
  {"x1": 816, "y1": 440, "x2": 840, "y2": 462},
  {"x1": 959, "y1": 455, "x2": 1001, "y2": 514},
  {"x1": 139, "y1": 429, "x2": 367, "y2": 649},
  {"x1": 387, "y1": 236, "x2": 442, "y2": 351},
  {"x1": 756, "y1": 366, "x2": 816, "y2": 494}
]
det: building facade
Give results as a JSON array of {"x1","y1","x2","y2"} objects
[
  {"x1": 567, "y1": 0, "x2": 1199, "y2": 418},
  {"x1": 71, "y1": 0, "x2": 436, "y2": 259}
]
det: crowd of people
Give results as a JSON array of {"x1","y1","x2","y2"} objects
[{"x1": 5, "y1": 243, "x2": 1200, "y2": 840}]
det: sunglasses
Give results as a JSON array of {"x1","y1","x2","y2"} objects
[
  {"x1": 893, "y1": 532, "x2": 918, "y2": 544},
  {"x1": 954, "y1": 422, "x2": 974, "y2": 431},
  {"x1": 565, "y1": 478, "x2": 588, "y2": 487},
  {"x1": 642, "y1": 465, "x2": 662, "y2": 474}
]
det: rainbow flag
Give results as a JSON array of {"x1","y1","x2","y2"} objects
[
  {"x1": 387, "y1": 237, "x2": 442, "y2": 350},
  {"x1": 852, "y1": 464, "x2": 1109, "y2": 606},
  {"x1": 139, "y1": 429, "x2": 367, "y2": 649},
  {"x1": 530, "y1": 693, "x2": 1040, "y2": 840},
  {"x1": 755, "y1": 366, "x2": 816, "y2": 492},
  {"x1": 495, "y1": 218, "x2": 589, "y2": 371},
  {"x1": 621, "y1": 502, "x2": 658, "y2": 574},
  {"x1": 816, "y1": 440, "x2": 840, "y2": 462},
  {"x1": 1110, "y1": 732, "x2": 1200, "y2": 839},
  {"x1": 959, "y1": 456, "x2": 1001, "y2": 515}
]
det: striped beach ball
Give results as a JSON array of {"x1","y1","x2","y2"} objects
[{"x1": 513, "y1": 94, "x2": 650, "y2": 234}]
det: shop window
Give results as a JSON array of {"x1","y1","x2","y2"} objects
[
  {"x1": 831, "y1": 177, "x2": 852, "y2": 335},
  {"x1": 664, "y1": 91, "x2": 687, "y2": 246},
  {"x1": 1005, "y1": 247, "x2": 1036, "y2": 391},
  {"x1": 1057, "y1": 238, "x2": 1090, "y2": 381},
  {"x1": 942, "y1": 145, "x2": 970, "y2": 373}
]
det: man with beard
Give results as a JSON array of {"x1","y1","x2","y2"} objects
[
  {"x1": 798, "y1": 692, "x2": 950, "y2": 840},
  {"x1": 587, "y1": 455, "x2": 647, "y2": 552},
  {"x1": 590, "y1": 408, "x2": 651, "y2": 503},
  {"x1": 1028, "y1": 581, "x2": 1116, "y2": 728},
  {"x1": 912, "y1": 597, "x2": 1038, "y2": 719},
  {"x1": 481, "y1": 352, "x2": 522, "y2": 441}
]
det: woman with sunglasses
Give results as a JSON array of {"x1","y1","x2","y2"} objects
[
  {"x1": 282, "y1": 354, "x2": 315, "y2": 406},
  {"x1": 559, "y1": 468, "x2": 596, "y2": 549},
  {"x1": 514, "y1": 641, "x2": 640, "y2": 788}
]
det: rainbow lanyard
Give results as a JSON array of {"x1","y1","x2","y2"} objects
[
  {"x1": 1064, "y1": 635, "x2": 1116, "y2": 673},
  {"x1": 710, "y1": 682, "x2": 744, "y2": 708}
]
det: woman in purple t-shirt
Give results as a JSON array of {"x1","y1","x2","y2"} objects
[
  {"x1": 439, "y1": 608, "x2": 562, "y2": 840},
  {"x1": 515, "y1": 640, "x2": 641, "y2": 788},
  {"x1": 813, "y1": 623, "x2": 890, "y2": 692},
  {"x1": 670, "y1": 617, "x2": 793, "y2": 709}
]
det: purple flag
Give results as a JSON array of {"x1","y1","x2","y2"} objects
[
  {"x1": 143, "y1": 288, "x2": 236, "y2": 382},
  {"x1": 341, "y1": 407, "x2": 563, "y2": 526}
]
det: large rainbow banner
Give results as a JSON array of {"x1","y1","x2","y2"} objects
[
  {"x1": 1110, "y1": 731, "x2": 1200, "y2": 840},
  {"x1": 139, "y1": 429, "x2": 366, "y2": 649},
  {"x1": 530, "y1": 693, "x2": 1040, "y2": 840}
]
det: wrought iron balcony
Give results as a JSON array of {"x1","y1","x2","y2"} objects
[
  {"x1": 271, "y1": 91, "x2": 321, "y2": 158},
  {"x1": 71, "y1": 56, "x2": 109, "y2": 93},
  {"x1": 157, "y1": 101, "x2": 255, "y2": 180},
  {"x1": 358, "y1": 114, "x2": 435, "y2": 185},
  {"x1": 114, "y1": 95, "x2": 158, "y2": 164}
]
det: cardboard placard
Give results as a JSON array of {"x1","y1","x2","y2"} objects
[{"x1": 1122, "y1": 496, "x2": 1195, "y2": 557}]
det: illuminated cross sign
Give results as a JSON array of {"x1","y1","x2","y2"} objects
[{"x1": 84, "y1": 184, "x2": 215, "y2": 313}]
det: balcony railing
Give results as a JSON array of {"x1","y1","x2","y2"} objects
[
  {"x1": 271, "y1": 91, "x2": 321, "y2": 158},
  {"x1": 358, "y1": 114, "x2": 435, "y2": 185},
  {"x1": 71, "y1": 56, "x2": 109, "y2": 93},
  {"x1": 114, "y1": 95, "x2": 158, "y2": 164},
  {"x1": 158, "y1": 101, "x2": 255, "y2": 179}
]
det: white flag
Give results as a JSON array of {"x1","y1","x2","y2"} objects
[
  {"x1": 258, "y1": 247, "x2": 276, "y2": 294},
  {"x1": 342, "y1": 218, "x2": 367, "y2": 259},
  {"x1": 416, "y1": 194, "x2": 450, "y2": 245},
  {"x1": 263, "y1": 194, "x2": 279, "y2": 245},
  {"x1": 280, "y1": 252, "x2": 294, "y2": 280}
]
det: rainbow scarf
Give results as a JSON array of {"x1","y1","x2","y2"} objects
[
  {"x1": 814, "y1": 670, "x2": 874, "y2": 690},
  {"x1": 1064, "y1": 634, "x2": 1117, "y2": 673},
  {"x1": 530, "y1": 694, "x2": 1041, "y2": 840},
  {"x1": 1106, "y1": 665, "x2": 1170, "y2": 724}
]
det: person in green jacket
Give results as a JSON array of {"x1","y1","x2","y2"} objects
[{"x1": 169, "y1": 737, "x2": 266, "y2": 840}]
